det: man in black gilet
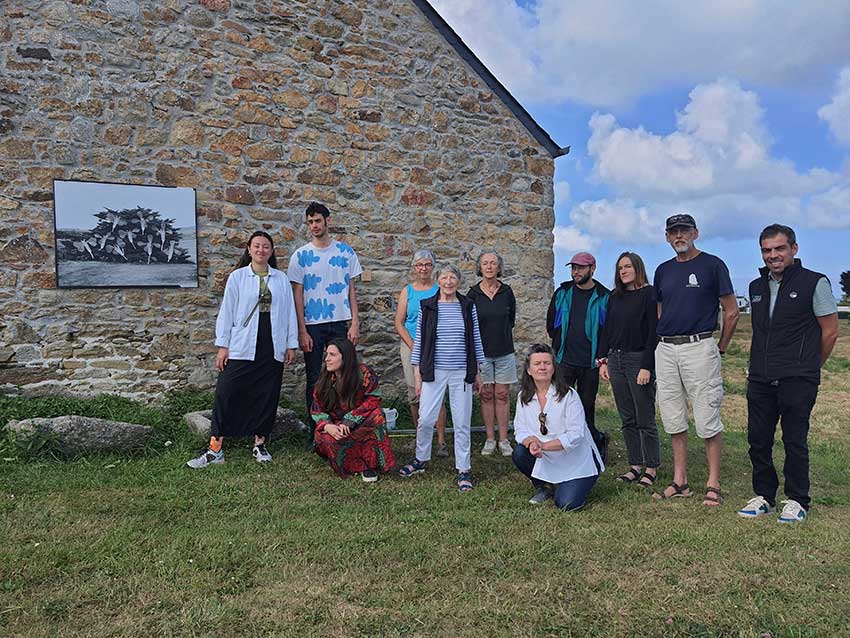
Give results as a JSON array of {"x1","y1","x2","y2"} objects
[{"x1": 737, "y1": 224, "x2": 838, "y2": 523}]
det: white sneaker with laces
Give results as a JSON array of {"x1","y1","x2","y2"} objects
[
  {"x1": 481, "y1": 439, "x2": 497, "y2": 456},
  {"x1": 252, "y1": 443, "x2": 272, "y2": 463},
  {"x1": 737, "y1": 495, "x2": 773, "y2": 518},
  {"x1": 778, "y1": 499, "x2": 806, "y2": 523},
  {"x1": 187, "y1": 448, "x2": 224, "y2": 469},
  {"x1": 498, "y1": 439, "x2": 513, "y2": 456}
]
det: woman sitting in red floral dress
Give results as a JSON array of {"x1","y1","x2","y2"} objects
[{"x1": 311, "y1": 338, "x2": 396, "y2": 482}]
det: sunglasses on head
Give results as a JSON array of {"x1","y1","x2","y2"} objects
[{"x1": 538, "y1": 412, "x2": 548, "y2": 436}]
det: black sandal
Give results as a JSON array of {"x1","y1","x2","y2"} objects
[
  {"x1": 637, "y1": 471, "x2": 656, "y2": 488},
  {"x1": 652, "y1": 481, "x2": 692, "y2": 500},
  {"x1": 616, "y1": 468, "x2": 642, "y2": 483}
]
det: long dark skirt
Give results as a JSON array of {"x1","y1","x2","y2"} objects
[{"x1": 211, "y1": 312, "x2": 284, "y2": 439}]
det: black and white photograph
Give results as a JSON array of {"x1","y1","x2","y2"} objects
[{"x1": 53, "y1": 180, "x2": 198, "y2": 288}]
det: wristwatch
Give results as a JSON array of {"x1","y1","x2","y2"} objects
[{"x1": 595, "y1": 357, "x2": 608, "y2": 366}]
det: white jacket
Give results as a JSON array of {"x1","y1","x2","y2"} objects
[
  {"x1": 214, "y1": 266, "x2": 298, "y2": 362},
  {"x1": 513, "y1": 384, "x2": 605, "y2": 483}
]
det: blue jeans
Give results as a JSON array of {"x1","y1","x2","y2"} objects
[
  {"x1": 512, "y1": 444, "x2": 599, "y2": 511},
  {"x1": 304, "y1": 321, "x2": 349, "y2": 416}
]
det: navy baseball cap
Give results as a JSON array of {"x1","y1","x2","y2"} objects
[{"x1": 665, "y1": 213, "x2": 697, "y2": 230}]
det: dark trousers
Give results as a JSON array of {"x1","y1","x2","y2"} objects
[
  {"x1": 559, "y1": 363, "x2": 601, "y2": 442},
  {"x1": 512, "y1": 444, "x2": 598, "y2": 511},
  {"x1": 607, "y1": 350, "x2": 660, "y2": 468},
  {"x1": 747, "y1": 377, "x2": 818, "y2": 510},
  {"x1": 304, "y1": 320, "x2": 349, "y2": 419}
]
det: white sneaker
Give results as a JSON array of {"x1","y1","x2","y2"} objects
[
  {"x1": 252, "y1": 443, "x2": 272, "y2": 463},
  {"x1": 778, "y1": 499, "x2": 807, "y2": 523},
  {"x1": 187, "y1": 448, "x2": 224, "y2": 469},
  {"x1": 481, "y1": 439, "x2": 497, "y2": 456},
  {"x1": 498, "y1": 439, "x2": 513, "y2": 456},
  {"x1": 737, "y1": 495, "x2": 773, "y2": 518}
]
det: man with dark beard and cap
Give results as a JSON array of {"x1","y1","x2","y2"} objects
[{"x1": 546, "y1": 251, "x2": 610, "y2": 462}]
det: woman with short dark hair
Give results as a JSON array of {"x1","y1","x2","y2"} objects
[
  {"x1": 187, "y1": 231, "x2": 298, "y2": 468},
  {"x1": 311, "y1": 338, "x2": 395, "y2": 482},
  {"x1": 512, "y1": 344, "x2": 604, "y2": 510},
  {"x1": 598, "y1": 251, "x2": 660, "y2": 488}
]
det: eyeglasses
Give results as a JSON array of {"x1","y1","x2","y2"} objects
[
  {"x1": 413, "y1": 262, "x2": 433, "y2": 270},
  {"x1": 538, "y1": 412, "x2": 548, "y2": 436}
]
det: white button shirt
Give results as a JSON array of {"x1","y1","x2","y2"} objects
[
  {"x1": 214, "y1": 266, "x2": 298, "y2": 363},
  {"x1": 513, "y1": 384, "x2": 605, "y2": 483}
]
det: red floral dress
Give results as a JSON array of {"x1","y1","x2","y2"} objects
[{"x1": 311, "y1": 364, "x2": 396, "y2": 476}]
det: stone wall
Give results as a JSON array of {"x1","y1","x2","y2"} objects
[{"x1": 0, "y1": 0, "x2": 555, "y2": 399}]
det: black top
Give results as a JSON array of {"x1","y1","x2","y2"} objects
[
  {"x1": 564, "y1": 287, "x2": 593, "y2": 367},
  {"x1": 654, "y1": 252, "x2": 734, "y2": 336},
  {"x1": 467, "y1": 282, "x2": 516, "y2": 358},
  {"x1": 748, "y1": 259, "x2": 825, "y2": 383},
  {"x1": 599, "y1": 286, "x2": 658, "y2": 372}
]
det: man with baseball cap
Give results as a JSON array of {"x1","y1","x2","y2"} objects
[
  {"x1": 546, "y1": 251, "x2": 610, "y2": 461},
  {"x1": 653, "y1": 213, "x2": 739, "y2": 505}
]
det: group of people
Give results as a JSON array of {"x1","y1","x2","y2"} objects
[{"x1": 188, "y1": 203, "x2": 839, "y2": 522}]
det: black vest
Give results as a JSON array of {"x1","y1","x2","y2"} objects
[
  {"x1": 417, "y1": 292, "x2": 478, "y2": 384},
  {"x1": 748, "y1": 260, "x2": 825, "y2": 383}
]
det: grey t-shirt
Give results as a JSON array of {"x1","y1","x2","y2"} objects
[{"x1": 768, "y1": 275, "x2": 837, "y2": 318}]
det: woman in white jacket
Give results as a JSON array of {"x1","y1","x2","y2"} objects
[
  {"x1": 188, "y1": 231, "x2": 298, "y2": 468},
  {"x1": 512, "y1": 344, "x2": 605, "y2": 509}
]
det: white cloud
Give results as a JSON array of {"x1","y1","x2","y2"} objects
[
  {"x1": 818, "y1": 67, "x2": 850, "y2": 146},
  {"x1": 807, "y1": 186, "x2": 850, "y2": 228},
  {"x1": 568, "y1": 78, "x2": 849, "y2": 242},
  {"x1": 554, "y1": 180, "x2": 571, "y2": 205},
  {"x1": 429, "y1": 0, "x2": 850, "y2": 107},
  {"x1": 553, "y1": 225, "x2": 599, "y2": 252}
]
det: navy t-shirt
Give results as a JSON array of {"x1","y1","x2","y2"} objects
[
  {"x1": 565, "y1": 287, "x2": 592, "y2": 366},
  {"x1": 654, "y1": 252, "x2": 734, "y2": 336}
]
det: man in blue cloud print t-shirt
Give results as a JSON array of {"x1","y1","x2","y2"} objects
[{"x1": 288, "y1": 202, "x2": 362, "y2": 446}]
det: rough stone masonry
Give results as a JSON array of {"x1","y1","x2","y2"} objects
[{"x1": 0, "y1": 0, "x2": 556, "y2": 400}]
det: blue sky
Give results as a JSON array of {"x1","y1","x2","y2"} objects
[{"x1": 430, "y1": 1, "x2": 850, "y2": 298}]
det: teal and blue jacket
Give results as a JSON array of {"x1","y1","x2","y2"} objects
[{"x1": 545, "y1": 280, "x2": 610, "y2": 368}]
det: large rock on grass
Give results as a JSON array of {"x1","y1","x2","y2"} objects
[
  {"x1": 183, "y1": 408, "x2": 306, "y2": 440},
  {"x1": 5, "y1": 415, "x2": 153, "y2": 455}
]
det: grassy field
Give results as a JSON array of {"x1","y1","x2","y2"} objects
[{"x1": 2, "y1": 317, "x2": 850, "y2": 637}]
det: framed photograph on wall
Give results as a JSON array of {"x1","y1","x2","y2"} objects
[{"x1": 53, "y1": 180, "x2": 199, "y2": 288}]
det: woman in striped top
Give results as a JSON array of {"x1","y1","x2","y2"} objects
[{"x1": 398, "y1": 264, "x2": 485, "y2": 491}]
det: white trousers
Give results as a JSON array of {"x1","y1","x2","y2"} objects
[{"x1": 416, "y1": 368, "x2": 473, "y2": 472}]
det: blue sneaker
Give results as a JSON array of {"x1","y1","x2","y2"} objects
[
  {"x1": 778, "y1": 499, "x2": 807, "y2": 523},
  {"x1": 398, "y1": 458, "x2": 426, "y2": 477},
  {"x1": 737, "y1": 495, "x2": 773, "y2": 518}
]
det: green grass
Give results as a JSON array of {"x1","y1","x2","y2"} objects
[
  {"x1": 2, "y1": 392, "x2": 850, "y2": 637},
  {"x1": 3, "y1": 315, "x2": 850, "y2": 637}
]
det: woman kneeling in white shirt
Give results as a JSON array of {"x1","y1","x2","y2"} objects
[{"x1": 512, "y1": 344, "x2": 605, "y2": 510}]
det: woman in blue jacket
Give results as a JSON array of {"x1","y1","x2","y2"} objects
[{"x1": 187, "y1": 231, "x2": 298, "y2": 468}]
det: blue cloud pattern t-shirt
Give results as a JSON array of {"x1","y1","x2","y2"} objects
[{"x1": 287, "y1": 240, "x2": 362, "y2": 325}]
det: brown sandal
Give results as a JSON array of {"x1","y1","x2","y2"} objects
[
  {"x1": 703, "y1": 486, "x2": 723, "y2": 506},
  {"x1": 653, "y1": 481, "x2": 692, "y2": 500}
]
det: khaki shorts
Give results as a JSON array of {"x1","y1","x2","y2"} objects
[
  {"x1": 655, "y1": 337, "x2": 724, "y2": 439},
  {"x1": 400, "y1": 341, "x2": 418, "y2": 403}
]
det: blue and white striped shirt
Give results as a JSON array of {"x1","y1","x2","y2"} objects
[{"x1": 410, "y1": 302, "x2": 485, "y2": 369}]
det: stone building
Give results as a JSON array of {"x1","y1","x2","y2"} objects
[{"x1": 0, "y1": 0, "x2": 567, "y2": 399}]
